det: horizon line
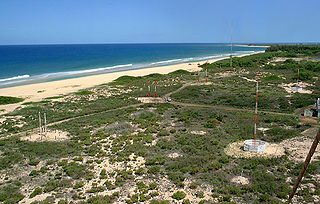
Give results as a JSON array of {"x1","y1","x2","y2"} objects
[{"x1": 0, "y1": 42, "x2": 319, "y2": 46}]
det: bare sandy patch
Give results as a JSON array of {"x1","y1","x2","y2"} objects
[
  {"x1": 225, "y1": 141, "x2": 285, "y2": 158},
  {"x1": 137, "y1": 97, "x2": 165, "y2": 103},
  {"x1": 280, "y1": 127, "x2": 320, "y2": 163},
  {"x1": 279, "y1": 82, "x2": 313, "y2": 94},
  {"x1": 214, "y1": 72, "x2": 237, "y2": 78},
  {"x1": 190, "y1": 130, "x2": 207, "y2": 135},
  {"x1": 20, "y1": 193, "x2": 53, "y2": 204},
  {"x1": 167, "y1": 152, "x2": 183, "y2": 158},
  {"x1": 20, "y1": 129, "x2": 69, "y2": 142},
  {"x1": 231, "y1": 176, "x2": 250, "y2": 185}
]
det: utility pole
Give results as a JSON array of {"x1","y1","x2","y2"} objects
[
  {"x1": 44, "y1": 113, "x2": 47, "y2": 136},
  {"x1": 230, "y1": 19, "x2": 233, "y2": 72},
  {"x1": 288, "y1": 129, "x2": 320, "y2": 203},
  {"x1": 38, "y1": 112, "x2": 42, "y2": 135}
]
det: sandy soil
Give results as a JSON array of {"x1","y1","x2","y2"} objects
[
  {"x1": 231, "y1": 176, "x2": 250, "y2": 185},
  {"x1": 190, "y1": 130, "x2": 207, "y2": 135},
  {"x1": 0, "y1": 51, "x2": 265, "y2": 115},
  {"x1": 280, "y1": 127, "x2": 320, "y2": 163},
  {"x1": 224, "y1": 141, "x2": 285, "y2": 159},
  {"x1": 279, "y1": 82, "x2": 313, "y2": 94},
  {"x1": 20, "y1": 129, "x2": 69, "y2": 142},
  {"x1": 137, "y1": 97, "x2": 165, "y2": 103},
  {"x1": 225, "y1": 127, "x2": 320, "y2": 162},
  {"x1": 167, "y1": 152, "x2": 183, "y2": 158}
]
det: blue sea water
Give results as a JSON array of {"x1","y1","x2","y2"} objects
[{"x1": 0, "y1": 43, "x2": 266, "y2": 88}]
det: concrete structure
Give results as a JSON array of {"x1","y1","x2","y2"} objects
[
  {"x1": 244, "y1": 139, "x2": 266, "y2": 153},
  {"x1": 304, "y1": 109, "x2": 314, "y2": 117},
  {"x1": 292, "y1": 87, "x2": 303, "y2": 92}
]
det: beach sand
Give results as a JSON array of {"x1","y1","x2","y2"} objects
[{"x1": 0, "y1": 51, "x2": 265, "y2": 114}]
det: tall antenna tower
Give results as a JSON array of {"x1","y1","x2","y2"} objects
[
  {"x1": 254, "y1": 70, "x2": 260, "y2": 140},
  {"x1": 230, "y1": 19, "x2": 233, "y2": 72}
]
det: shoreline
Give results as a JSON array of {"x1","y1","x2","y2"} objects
[
  {"x1": 0, "y1": 51, "x2": 265, "y2": 114},
  {"x1": 234, "y1": 44, "x2": 270, "y2": 48}
]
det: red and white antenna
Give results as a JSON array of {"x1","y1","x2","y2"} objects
[
  {"x1": 148, "y1": 80, "x2": 151, "y2": 97},
  {"x1": 205, "y1": 62, "x2": 208, "y2": 83},
  {"x1": 154, "y1": 80, "x2": 157, "y2": 98},
  {"x1": 254, "y1": 69, "x2": 260, "y2": 140}
]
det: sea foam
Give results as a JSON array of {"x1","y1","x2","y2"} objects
[{"x1": 0, "y1": 74, "x2": 30, "y2": 82}]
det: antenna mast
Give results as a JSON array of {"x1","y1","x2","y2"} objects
[
  {"x1": 254, "y1": 70, "x2": 260, "y2": 140},
  {"x1": 39, "y1": 112, "x2": 42, "y2": 136},
  {"x1": 230, "y1": 19, "x2": 233, "y2": 72}
]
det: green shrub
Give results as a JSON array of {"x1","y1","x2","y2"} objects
[
  {"x1": 172, "y1": 191, "x2": 186, "y2": 200},
  {"x1": 30, "y1": 187, "x2": 42, "y2": 198},
  {"x1": 196, "y1": 191, "x2": 204, "y2": 198},
  {"x1": 189, "y1": 183, "x2": 198, "y2": 189},
  {"x1": 150, "y1": 200, "x2": 170, "y2": 204},
  {"x1": 0, "y1": 184, "x2": 24, "y2": 203},
  {"x1": 22, "y1": 101, "x2": 49, "y2": 105},
  {"x1": 73, "y1": 181, "x2": 84, "y2": 189},
  {"x1": 182, "y1": 199, "x2": 191, "y2": 204},
  {"x1": 58, "y1": 199, "x2": 68, "y2": 204},
  {"x1": 0, "y1": 96, "x2": 24, "y2": 105},
  {"x1": 157, "y1": 129, "x2": 170, "y2": 137},
  {"x1": 203, "y1": 118, "x2": 221, "y2": 128},
  {"x1": 29, "y1": 170, "x2": 38, "y2": 176},
  {"x1": 75, "y1": 90, "x2": 94, "y2": 95},
  {"x1": 259, "y1": 193, "x2": 270, "y2": 202},
  {"x1": 263, "y1": 75, "x2": 282, "y2": 81}
]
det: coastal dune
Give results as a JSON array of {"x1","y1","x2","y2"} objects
[{"x1": 0, "y1": 51, "x2": 264, "y2": 114}]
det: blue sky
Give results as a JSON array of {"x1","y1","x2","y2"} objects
[{"x1": 0, "y1": 0, "x2": 319, "y2": 45}]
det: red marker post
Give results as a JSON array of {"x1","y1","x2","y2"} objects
[
  {"x1": 154, "y1": 80, "x2": 157, "y2": 98},
  {"x1": 148, "y1": 80, "x2": 151, "y2": 97}
]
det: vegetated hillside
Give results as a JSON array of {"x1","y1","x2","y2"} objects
[
  {"x1": 0, "y1": 96, "x2": 24, "y2": 105},
  {"x1": 0, "y1": 45, "x2": 319, "y2": 203}
]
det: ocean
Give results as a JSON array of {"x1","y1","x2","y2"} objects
[{"x1": 0, "y1": 43, "x2": 266, "y2": 88}]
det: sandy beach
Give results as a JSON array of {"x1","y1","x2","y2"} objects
[{"x1": 0, "y1": 51, "x2": 264, "y2": 114}]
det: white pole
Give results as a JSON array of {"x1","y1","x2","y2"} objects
[
  {"x1": 44, "y1": 113, "x2": 47, "y2": 136},
  {"x1": 254, "y1": 70, "x2": 260, "y2": 141},
  {"x1": 39, "y1": 112, "x2": 42, "y2": 135}
]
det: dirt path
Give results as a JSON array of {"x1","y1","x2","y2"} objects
[
  {"x1": 47, "y1": 103, "x2": 144, "y2": 127},
  {"x1": 164, "y1": 82, "x2": 193, "y2": 99},
  {"x1": 6, "y1": 81, "x2": 319, "y2": 139},
  {"x1": 4, "y1": 103, "x2": 144, "y2": 139}
]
